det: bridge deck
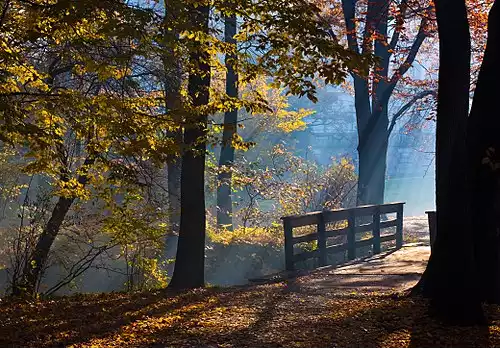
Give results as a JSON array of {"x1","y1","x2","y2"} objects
[{"x1": 283, "y1": 244, "x2": 430, "y2": 295}]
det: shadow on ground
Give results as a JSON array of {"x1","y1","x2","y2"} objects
[{"x1": 1, "y1": 281, "x2": 498, "y2": 348}]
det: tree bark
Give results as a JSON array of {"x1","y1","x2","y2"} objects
[
  {"x1": 357, "y1": 130, "x2": 388, "y2": 205},
  {"x1": 419, "y1": 0, "x2": 484, "y2": 323},
  {"x1": 468, "y1": 0, "x2": 500, "y2": 304},
  {"x1": 169, "y1": 3, "x2": 210, "y2": 290},
  {"x1": 357, "y1": 99, "x2": 389, "y2": 206},
  {"x1": 166, "y1": 159, "x2": 181, "y2": 233},
  {"x1": 216, "y1": 13, "x2": 238, "y2": 230}
]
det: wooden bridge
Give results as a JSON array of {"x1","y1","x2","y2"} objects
[{"x1": 282, "y1": 202, "x2": 405, "y2": 271}]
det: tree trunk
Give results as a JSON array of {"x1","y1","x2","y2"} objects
[
  {"x1": 169, "y1": 3, "x2": 210, "y2": 290},
  {"x1": 355, "y1": 0, "x2": 390, "y2": 207},
  {"x1": 12, "y1": 157, "x2": 93, "y2": 297},
  {"x1": 216, "y1": 13, "x2": 238, "y2": 230},
  {"x1": 163, "y1": 0, "x2": 182, "y2": 236},
  {"x1": 166, "y1": 158, "x2": 181, "y2": 234},
  {"x1": 419, "y1": 0, "x2": 484, "y2": 323},
  {"x1": 346, "y1": 0, "x2": 427, "y2": 207},
  {"x1": 12, "y1": 196, "x2": 75, "y2": 297},
  {"x1": 357, "y1": 107, "x2": 389, "y2": 206},
  {"x1": 162, "y1": 0, "x2": 182, "y2": 277},
  {"x1": 467, "y1": 0, "x2": 500, "y2": 304}
]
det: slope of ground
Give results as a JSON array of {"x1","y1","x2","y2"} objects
[
  {"x1": 1, "y1": 282, "x2": 499, "y2": 348},
  {"x1": 7, "y1": 217, "x2": 489, "y2": 348},
  {"x1": 1, "y1": 243, "x2": 499, "y2": 348}
]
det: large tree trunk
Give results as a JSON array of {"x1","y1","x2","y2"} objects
[
  {"x1": 419, "y1": 0, "x2": 483, "y2": 323},
  {"x1": 345, "y1": 0, "x2": 427, "y2": 207},
  {"x1": 357, "y1": 128, "x2": 388, "y2": 206},
  {"x1": 169, "y1": 3, "x2": 210, "y2": 290},
  {"x1": 216, "y1": 13, "x2": 238, "y2": 230},
  {"x1": 468, "y1": 0, "x2": 500, "y2": 304},
  {"x1": 355, "y1": 0, "x2": 389, "y2": 206}
]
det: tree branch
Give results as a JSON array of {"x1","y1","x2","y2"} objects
[
  {"x1": 361, "y1": 0, "x2": 377, "y2": 55},
  {"x1": 341, "y1": 0, "x2": 360, "y2": 54},
  {"x1": 386, "y1": 17, "x2": 429, "y2": 96},
  {"x1": 387, "y1": 89, "x2": 436, "y2": 136},
  {"x1": 0, "y1": 0, "x2": 10, "y2": 28},
  {"x1": 370, "y1": 15, "x2": 429, "y2": 110},
  {"x1": 388, "y1": 1, "x2": 408, "y2": 55}
]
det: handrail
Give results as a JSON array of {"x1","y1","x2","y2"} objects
[{"x1": 282, "y1": 202, "x2": 405, "y2": 271}]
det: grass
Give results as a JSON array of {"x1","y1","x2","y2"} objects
[{"x1": 1, "y1": 281, "x2": 500, "y2": 348}]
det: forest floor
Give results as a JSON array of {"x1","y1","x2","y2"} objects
[
  {"x1": 3, "y1": 218, "x2": 499, "y2": 348},
  {"x1": 2, "y1": 276, "x2": 500, "y2": 348}
]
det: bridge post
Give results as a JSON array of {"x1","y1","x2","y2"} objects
[
  {"x1": 317, "y1": 213, "x2": 327, "y2": 267},
  {"x1": 373, "y1": 206, "x2": 381, "y2": 254},
  {"x1": 283, "y1": 218, "x2": 295, "y2": 271},
  {"x1": 396, "y1": 204, "x2": 404, "y2": 249},
  {"x1": 347, "y1": 210, "x2": 356, "y2": 260}
]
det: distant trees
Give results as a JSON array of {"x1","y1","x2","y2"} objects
[
  {"x1": 0, "y1": 0, "x2": 371, "y2": 295},
  {"x1": 334, "y1": 0, "x2": 435, "y2": 205},
  {"x1": 168, "y1": 0, "x2": 372, "y2": 289},
  {"x1": 163, "y1": 0, "x2": 183, "y2": 237},
  {"x1": 216, "y1": 13, "x2": 238, "y2": 231}
]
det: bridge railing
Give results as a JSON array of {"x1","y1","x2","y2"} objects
[{"x1": 282, "y1": 202, "x2": 405, "y2": 271}]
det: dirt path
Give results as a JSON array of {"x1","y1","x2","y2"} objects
[
  {"x1": 403, "y1": 215, "x2": 431, "y2": 244},
  {"x1": 288, "y1": 245, "x2": 430, "y2": 295}
]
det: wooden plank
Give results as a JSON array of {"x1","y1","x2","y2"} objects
[
  {"x1": 354, "y1": 222, "x2": 374, "y2": 234},
  {"x1": 380, "y1": 234, "x2": 396, "y2": 243},
  {"x1": 282, "y1": 202, "x2": 406, "y2": 269},
  {"x1": 325, "y1": 227, "x2": 349, "y2": 238},
  {"x1": 281, "y1": 212, "x2": 321, "y2": 228},
  {"x1": 293, "y1": 233, "x2": 318, "y2": 244},
  {"x1": 281, "y1": 202, "x2": 405, "y2": 227},
  {"x1": 347, "y1": 210, "x2": 356, "y2": 260},
  {"x1": 380, "y1": 219, "x2": 398, "y2": 229},
  {"x1": 356, "y1": 237, "x2": 374, "y2": 248},
  {"x1": 373, "y1": 207, "x2": 381, "y2": 254},
  {"x1": 317, "y1": 213, "x2": 327, "y2": 266},
  {"x1": 293, "y1": 249, "x2": 319, "y2": 262},
  {"x1": 396, "y1": 204, "x2": 404, "y2": 248},
  {"x1": 283, "y1": 219, "x2": 295, "y2": 271},
  {"x1": 379, "y1": 202, "x2": 405, "y2": 214},
  {"x1": 322, "y1": 209, "x2": 350, "y2": 222},
  {"x1": 351, "y1": 205, "x2": 377, "y2": 217},
  {"x1": 325, "y1": 243, "x2": 348, "y2": 254}
]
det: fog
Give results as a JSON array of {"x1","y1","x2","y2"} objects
[{"x1": 0, "y1": 85, "x2": 436, "y2": 295}]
